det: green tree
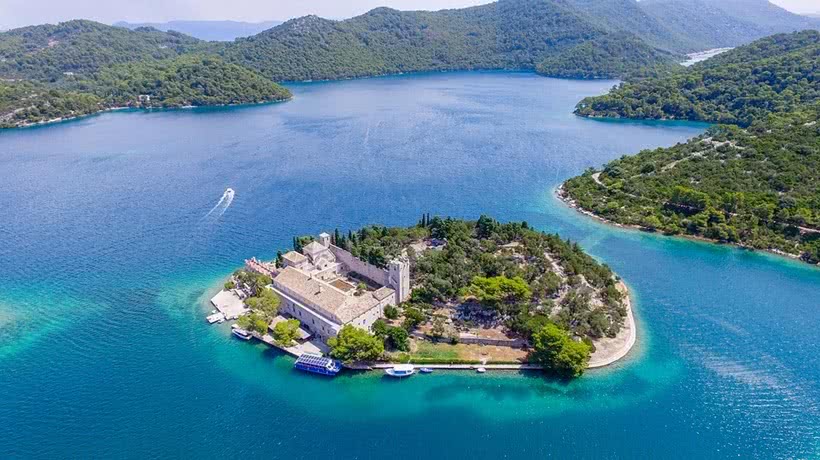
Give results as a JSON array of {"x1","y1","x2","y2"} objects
[
  {"x1": 530, "y1": 323, "x2": 591, "y2": 378},
  {"x1": 272, "y1": 319, "x2": 301, "y2": 347},
  {"x1": 328, "y1": 325, "x2": 384, "y2": 363},
  {"x1": 383, "y1": 304, "x2": 399, "y2": 320}
]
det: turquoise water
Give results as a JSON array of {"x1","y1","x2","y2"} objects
[{"x1": 1, "y1": 71, "x2": 818, "y2": 458}]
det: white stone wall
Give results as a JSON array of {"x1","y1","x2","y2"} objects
[
  {"x1": 328, "y1": 244, "x2": 390, "y2": 286},
  {"x1": 275, "y1": 288, "x2": 341, "y2": 340},
  {"x1": 347, "y1": 295, "x2": 395, "y2": 333}
]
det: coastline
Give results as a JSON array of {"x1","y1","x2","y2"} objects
[
  {"x1": 555, "y1": 183, "x2": 815, "y2": 267},
  {"x1": 588, "y1": 280, "x2": 637, "y2": 368},
  {"x1": 4, "y1": 96, "x2": 293, "y2": 130}
]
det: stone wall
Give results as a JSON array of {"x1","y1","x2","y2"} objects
[{"x1": 328, "y1": 244, "x2": 390, "y2": 287}]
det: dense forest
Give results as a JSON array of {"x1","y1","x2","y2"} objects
[
  {"x1": 536, "y1": 32, "x2": 678, "y2": 79},
  {"x1": 0, "y1": 20, "x2": 289, "y2": 126},
  {"x1": 574, "y1": 31, "x2": 820, "y2": 125},
  {"x1": 0, "y1": 80, "x2": 103, "y2": 127},
  {"x1": 84, "y1": 55, "x2": 291, "y2": 107},
  {"x1": 564, "y1": 105, "x2": 820, "y2": 262}
]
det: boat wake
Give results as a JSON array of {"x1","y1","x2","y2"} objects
[{"x1": 205, "y1": 188, "x2": 235, "y2": 218}]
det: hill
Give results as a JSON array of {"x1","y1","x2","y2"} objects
[
  {"x1": 574, "y1": 31, "x2": 820, "y2": 125},
  {"x1": 0, "y1": 19, "x2": 202, "y2": 82},
  {"x1": 0, "y1": 21, "x2": 290, "y2": 127},
  {"x1": 536, "y1": 31, "x2": 679, "y2": 79},
  {"x1": 563, "y1": 31, "x2": 820, "y2": 265},
  {"x1": 563, "y1": 106, "x2": 820, "y2": 263},
  {"x1": 218, "y1": 1, "x2": 610, "y2": 82},
  {"x1": 114, "y1": 20, "x2": 282, "y2": 42},
  {"x1": 562, "y1": 0, "x2": 704, "y2": 52},
  {"x1": 83, "y1": 55, "x2": 291, "y2": 106}
]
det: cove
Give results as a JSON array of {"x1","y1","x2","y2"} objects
[{"x1": 0, "y1": 71, "x2": 817, "y2": 458}]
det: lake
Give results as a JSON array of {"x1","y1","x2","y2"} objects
[{"x1": 0, "y1": 71, "x2": 817, "y2": 458}]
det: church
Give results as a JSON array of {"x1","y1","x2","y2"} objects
[{"x1": 264, "y1": 232, "x2": 410, "y2": 341}]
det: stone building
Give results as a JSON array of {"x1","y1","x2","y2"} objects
[{"x1": 269, "y1": 232, "x2": 411, "y2": 341}]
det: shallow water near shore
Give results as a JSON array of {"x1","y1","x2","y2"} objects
[{"x1": 1, "y1": 71, "x2": 818, "y2": 458}]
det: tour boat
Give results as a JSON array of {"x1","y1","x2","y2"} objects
[
  {"x1": 231, "y1": 327, "x2": 252, "y2": 341},
  {"x1": 419, "y1": 367, "x2": 434, "y2": 374},
  {"x1": 293, "y1": 353, "x2": 342, "y2": 376},
  {"x1": 476, "y1": 367, "x2": 486, "y2": 374},
  {"x1": 385, "y1": 364, "x2": 416, "y2": 378}
]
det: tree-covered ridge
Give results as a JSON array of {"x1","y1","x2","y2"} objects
[
  {"x1": 0, "y1": 55, "x2": 291, "y2": 126},
  {"x1": 574, "y1": 31, "x2": 820, "y2": 125},
  {"x1": 536, "y1": 32, "x2": 678, "y2": 79},
  {"x1": 561, "y1": 0, "x2": 704, "y2": 53},
  {"x1": 0, "y1": 20, "x2": 202, "y2": 82},
  {"x1": 219, "y1": 0, "x2": 611, "y2": 82},
  {"x1": 0, "y1": 21, "x2": 291, "y2": 127},
  {"x1": 564, "y1": 106, "x2": 820, "y2": 262},
  {"x1": 83, "y1": 55, "x2": 291, "y2": 107}
]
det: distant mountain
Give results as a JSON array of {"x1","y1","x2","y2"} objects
[
  {"x1": 640, "y1": 0, "x2": 820, "y2": 48},
  {"x1": 114, "y1": 20, "x2": 282, "y2": 41}
]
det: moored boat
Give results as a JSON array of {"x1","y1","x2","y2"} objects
[
  {"x1": 294, "y1": 353, "x2": 342, "y2": 376},
  {"x1": 385, "y1": 364, "x2": 415, "y2": 378},
  {"x1": 231, "y1": 325, "x2": 252, "y2": 341},
  {"x1": 419, "y1": 367, "x2": 434, "y2": 374},
  {"x1": 476, "y1": 367, "x2": 486, "y2": 374}
]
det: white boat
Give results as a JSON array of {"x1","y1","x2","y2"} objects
[
  {"x1": 206, "y1": 312, "x2": 225, "y2": 324},
  {"x1": 231, "y1": 326, "x2": 252, "y2": 341},
  {"x1": 476, "y1": 367, "x2": 486, "y2": 374},
  {"x1": 385, "y1": 364, "x2": 415, "y2": 378}
]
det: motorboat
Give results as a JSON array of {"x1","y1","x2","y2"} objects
[
  {"x1": 385, "y1": 364, "x2": 415, "y2": 378},
  {"x1": 419, "y1": 367, "x2": 434, "y2": 374},
  {"x1": 476, "y1": 367, "x2": 486, "y2": 374}
]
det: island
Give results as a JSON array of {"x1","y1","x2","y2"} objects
[
  {"x1": 563, "y1": 31, "x2": 820, "y2": 265},
  {"x1": 207, "y1": 216, "x2": 636, "y2": 379}
]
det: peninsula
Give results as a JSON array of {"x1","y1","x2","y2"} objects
[
  {"x1": 208, "y1": 216, "x2": 636, "y2": 378},
  {"x1": 563, "y1": 31, "x2": 820, "y2": 265}
]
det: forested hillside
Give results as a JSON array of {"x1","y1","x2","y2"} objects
[
  {"x1": 84, "y1": 55, "x2": 292, "y2": 106},
  {"x1": 575, "y1": 31, "x2": 820, "y2": 125},
  {"x1": 563, "y1": 31, "x2": 820, "y2": 264},
  {"x1": 0, "y1": 21, "x2": 289, "y2": 126},
  {"x1": 0, "y1": 20, "x2": 201, "y2": 82},
  {"x1": 1, "y1": 0, "x2": 817, "y2": 127},
  {"x1": 564, "y1": 106, "x2": 820, "y2": 262},
  {"x1": 536, "y1": 32, "x2": 678, "y2": 79}
]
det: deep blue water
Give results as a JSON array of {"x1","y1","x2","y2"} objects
[{"x1": 1, "y1": 72, "x2": 818, "y2": 459}]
